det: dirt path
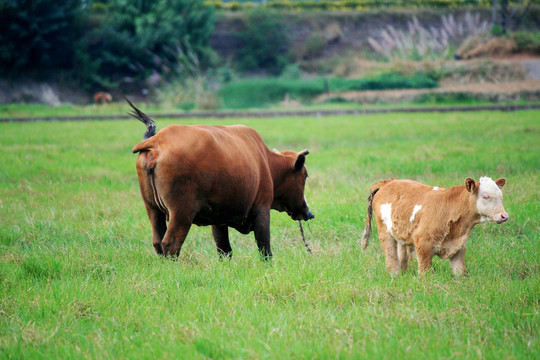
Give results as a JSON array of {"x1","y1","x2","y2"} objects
[
  {"x1": 3, "y1": 104, "x2": 540, "y2": 123},
  {"x1": 315, "y1": 80, "x2": 540, "y2": 104}
]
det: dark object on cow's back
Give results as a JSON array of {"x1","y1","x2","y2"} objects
[{"x1": 127, "y1": 97, "x2": 314, "y2": 259}]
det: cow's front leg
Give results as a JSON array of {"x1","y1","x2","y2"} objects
[
  {"x1": 212, "y1": 225, "x2": 232, "y2": 258},
  {"x1": 253, "y1": 208, "x2": 272, "y2": 259},
  {"x1": 450, "y1": 246, "x2": 467, "y2": 276}
]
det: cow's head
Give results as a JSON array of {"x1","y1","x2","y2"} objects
[
  {"x1": 466, "y1": 177, "x2": 508, "y2": 224},
  {"x1": 272, "y1": 149, "x2": 314, "y2": 221}
]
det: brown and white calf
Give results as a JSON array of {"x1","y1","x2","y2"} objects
[{"x1": 360, "y1": 177, "x2": 508, "y2": 275}]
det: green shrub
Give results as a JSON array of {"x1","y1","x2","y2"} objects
[
  {"x1": 280, "y1": 63, "x2": 303, "y2": 80},
  {"x1": 511, "y1": 31, "x2": 540, "y2": 54},
  {"x1": 0, "y1": 0, "x2": 83, "y2": 75},
  {"x1": 328, "y1": 72, "x2": 438, "y2": 92},
  {"x1": 413, "y1": 92, "x2": 479, "y2": 105},
  {"x1": 491, "y1": 24, "x2": 504, "y2": 36},
  {"x1": 235, "y1": 9, "x2": 292, "y2": 75},
  {"x1": 218, "y1": 72, "x2": 438, "y2": 109},
  {"x1": 218, "y1": 78, "x2": 325, "y2": 108},
  {"x1": 300, "y1": 33, "x2": 327, "y2": 60},
  {"x1": 76, "y1": 0, "x2": 215, "y2": 90}
]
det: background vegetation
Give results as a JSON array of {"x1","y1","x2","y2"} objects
[
  {"x1": 1, "y1": 0, "x2": 538, "y2": 98},
  {"x1": 205, "y1": 0, "x2": 524, "y2": 11},
  {"x1": 0, "y1": 0, "x2": 215, "y2": 91},
  {"x1": 218, "y1": 72, "x2": 438, "y2": 108},
  {"x1": 1, "y1": 109, "x2": 538, "y2": 358}
]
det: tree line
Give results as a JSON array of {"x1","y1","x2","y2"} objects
[{"x1": 0, "y1": 0, "x2": 216, "y2": 91}]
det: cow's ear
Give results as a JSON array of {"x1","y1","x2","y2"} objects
[
  {"x1": 293, "y1": 153, "x2": 306, "y2": 172},
  {"x1": 495, "y1": 178, "x2": 506, "y2": 189},
  {"x1": 465, "y1": 177, "x2": 476, "y2": 193}
]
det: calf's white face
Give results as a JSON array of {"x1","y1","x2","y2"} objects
[{"x1": 474, "y1": 177, "x2": 508, "y2": 224}]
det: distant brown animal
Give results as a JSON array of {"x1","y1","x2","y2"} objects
[
  {"x1": 93, "y1": 92, "x2": 112, "y2": 104},
  {"x1": 361, "y1": 177, "x2": 508, "y2": 276},
  {"x1": 128, "y1": 98, "x2": 314, "y2": 258}
]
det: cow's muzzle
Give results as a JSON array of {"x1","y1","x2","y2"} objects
[{"x1": 305, "y1": 211, "x2": 314, "y2": 221}]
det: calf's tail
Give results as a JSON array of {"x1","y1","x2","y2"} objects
[
  {"x1": 360, "y1": 187, "x2": 378, "y2": 251},
  {"x1": 360, "y1": 180, "x2": 391, "y2": 250},
  {"x1": 125, "y1": 96, "x2": 156, "y2": 140}
]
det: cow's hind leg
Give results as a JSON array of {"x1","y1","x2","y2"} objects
[
  {"x1": 145, "y1": 205, "x2": 167, "y2": 255},
  {"x1": 379, "y1": 231, "x2": 400, "y2": 275},
  {"x1": 212, "y1": 225, "x2": 232, "y2": 258},
  {"x1": 161, "y1": 210, "x2": 192, "y2": 257},
  {"x1": 136, "y1": 157, "x2": 167, "y2": 255}
]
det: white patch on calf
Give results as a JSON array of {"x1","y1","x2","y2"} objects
[
  {"x1": 477, "y1": 177, "x2": 505, "y2": 222},
  {"x1": 409, "y1": 205, "x2": 422, "y2": 223},
  {"x1": 433, "y1": 186, "x2": 439, "y2": 191},
  {"x1": 380, "y1": 203, "x2": 393, "y2": 235}
]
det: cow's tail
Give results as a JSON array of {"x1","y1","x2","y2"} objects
[
  {"x1": 126, "y1": 96, "x2": 156, "y2": 140},
  {"x1": 127, "y1": 97, "x2": 166, "y2": 217},
  {"x1": 360, "y1": 180, "x2": 391, "y2": 251}
]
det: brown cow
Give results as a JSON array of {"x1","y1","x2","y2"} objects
[
  {"x1": 94, "y1": 92, "x2": 112, "y2": 104},
  {"x1": 360, "y1": 177, "x2": 508, "y2": 276},
  {"x1": 128, "y1": 98, "x2": 314, "y2": 258}
]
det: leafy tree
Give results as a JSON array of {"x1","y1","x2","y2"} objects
[
  {"x1": 77, "y1": 0, "x2": 216, "y2": 90},
  {"x1": 236, "y1": 9, "x2": 291, "y2": 75},
  {"x1": 0, "y1": 0, "x2": 83, "y2": 74}
]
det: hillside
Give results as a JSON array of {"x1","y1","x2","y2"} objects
[{"x1": 2, "y1": 6, "x2": 540, "y2": 106}]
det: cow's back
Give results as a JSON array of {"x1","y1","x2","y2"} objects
[
  {"x1": 134, "y1": 124, "x2": 273, "y2": 225},
  {"x1": 155, "y1": 124, "x2": 270, "y2": 187}
]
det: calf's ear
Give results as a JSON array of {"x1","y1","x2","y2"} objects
[
  {"x1": 465, "y1": 177, "x2": 476, "y2": 193},
  {"x1": 495, "y1": 178, "x2": 506, "y2": 189}
]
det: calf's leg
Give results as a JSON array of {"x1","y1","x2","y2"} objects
[
  {"x1": 450, "y1": 247, "x2": 467, "y2": 276},
  {"x1": 415, "y1": 240, "x2": 434, "y2": 275},
  {"x1": 212, "y1": 225, "x2": 232, "y2": 258},
  {"x1": 379, "y1": 231, "x2": 400, "y2": 275},
  {"x1": 397, "y1": 242, "x2": 409, "y2": 271}
]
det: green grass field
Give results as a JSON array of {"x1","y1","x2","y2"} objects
[{"x1": 1, "y1": 110, "x2": 538, "y2": 359}]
